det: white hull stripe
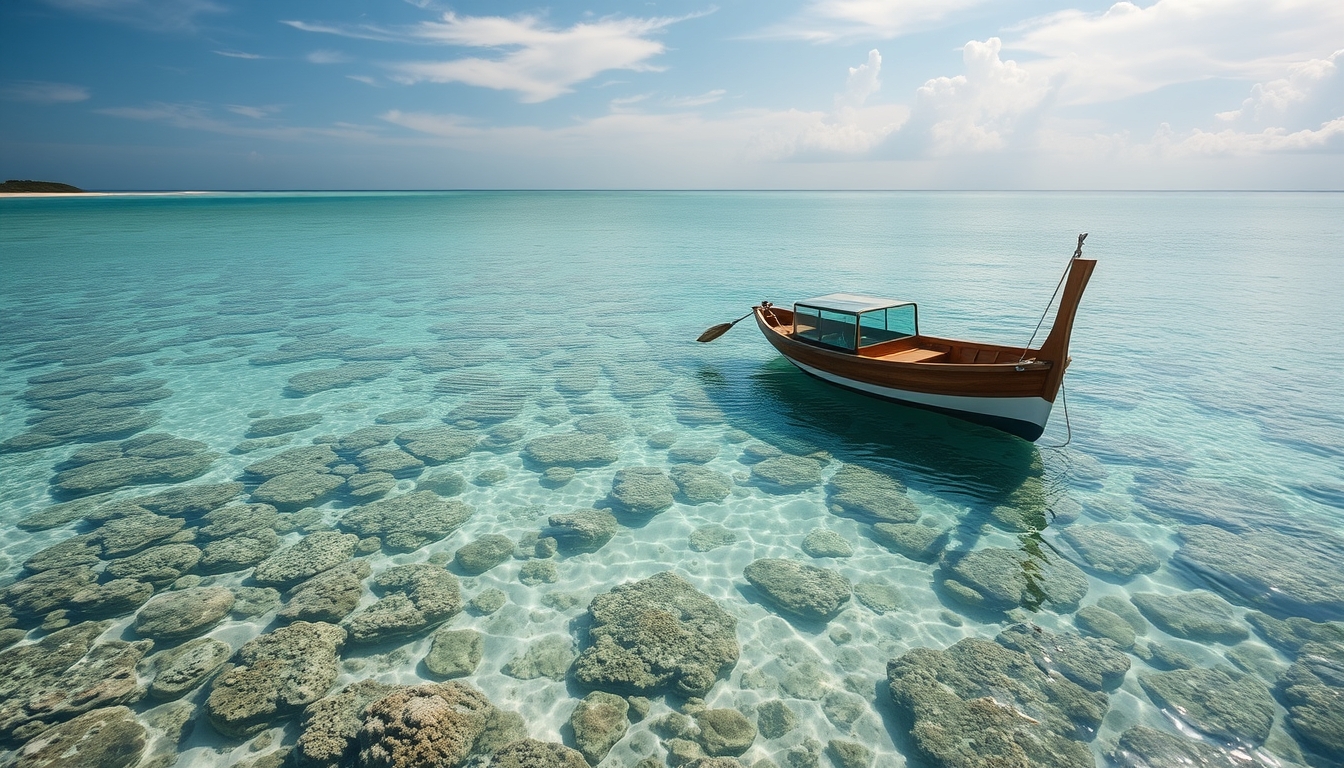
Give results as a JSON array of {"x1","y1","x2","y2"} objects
[{"x1": 790, "y1": 360, "x2": 1054, "y2": 429}]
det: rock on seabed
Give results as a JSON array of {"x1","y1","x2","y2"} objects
[
  {"x1": 1130, "y1": 591, "x2": 1249, "y2": 644},
  {"x1": 133, "y1": 586, "x2": 235, "y2": 641},
  {"x1": 146, "y1": 637, "x2": 233, "y2": 701},
  {"x1": 671, "y1": 466, "x2": 733, "y2": 504},
  {"x1": 887, "y1": 637, "x2": 1106, "y2": 768},
  {"x1": 1174, "y1": 524, "x2": 1344, "y2": 622},
  {"x1": 0, "y1": 620, "x2": 151, "y2": 740},
  {"x1": 453, "y1": 535, "x2": 515, "y2": 575},
  {"x1": 521, "y1": 433, "x2": 619, "y2": 468},
  {"x1": 343, "y1": 563, "x2": 461, "y2": 645},
  {"x1": 940, "y1": 546, "x2": 1089, "y2": 613},
  {"x1": 205, "y1": 621, "x2": 346, "y2": 738},
  {"x1": 1059, "y1": 525, "x2": 1160, "y2": 580},
  {"x1": 252, "y1": 531, "x2": 359, "y2": 589},
  {"x1": 547, "y1": 509, "x2": 618, "y2": 554},
  {"x1": 610, "y1": 467, "x2": 677, "y2": 515},
  {"x1": 339, "y1": 491, "x2": 473, "y2": 552},
  {"x1": 826, "y1": 463, "x2": 917, "y2": 523},
  {"x1": 356, "y1": 683, "x2": 491, "y2": 768},
  {"x1": 10, "y1": 705, "x2": 147, "y2": 768},
  {"x1": 1138, "y1": 667, "x2": 1276, "y2": 744},
  {"x1": 569, "y1": 691, "x2": 629, "y2": 764},
  {"x1": 751, "y1": 455, "x2": 825, "y2": 493},
  {"x1": 743, "y1": 558, "x2": 852, "y2": 621},
  {"x1": 574, "y1": 571, "x2": 739, "y2": 697}
]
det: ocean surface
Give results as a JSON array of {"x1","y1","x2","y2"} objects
[{"x1": 0, "y1": 191, "x2": 1341, "y2": 768}]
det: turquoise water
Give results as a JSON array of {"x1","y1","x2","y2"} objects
[{"x1": 1, "y1": 191, "x2": 1341, "y2": 767}]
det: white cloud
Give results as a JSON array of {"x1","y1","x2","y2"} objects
[
  {"x1": 98, "y1": 102, "x2": 377, "y2": 140},
  {"x1": 386, "y1": 14, "x2": 682, "y2": 102},
  {"x1": 609, "y1": 94, "x2": 651, "y2": 113},
  {"x1": 838, "y1": 49, "x2": 881, "y2": 110},
  {"x1": 744, "y1": 49, "x2": 905, "y2": 159},
  {"x1": 213, "y1": 50, "x2": 264, "y2": 59},
  {"x1": 226, "y1": 104, "x2": 280, "y2": 119},
  {"x1": 666, "y1": 89, "x2": 727, "y2": 108},
  {"x1": 42, "y1": 0, "x2": 225, "y2": 32},
  {"x1": 1216, "y1": 49, "x2": 1342, "y2": 121},
  {"x1": 286, "y1": 11, "x2": 704, "y2": 102},
  {"x1": 1166, "y1": 117, "x2": 1344, "y2": 156},
  {"x1": 2, "y1": 80, "x2": 90, "y2": 104},
  {"x1": 1008, "y1": 0, "x2": 1344, "y2": 106},
  {"x1": 280, "y1": 20, "x2": 400, "y2": 42},
  {"x1": 376, "y1": 50, "x2": 906, "y2": 164},
  {"x1": 855, "y1": 6, "x2": 1344, "y2": 164},
  {"x1": 347, "y1": 75, "x2": 378, "y2": 86},
  {"x1": 307, "y1": 50, "x2": 350, "y2": 65},
  {"x1": 761, "y1": 0, "x2": 992, "y2": 42},
  {"x1": 381, "y1": 110, "x2": 481, "y2": 139},
  {"x1": 908, "y1": 38, "x2": 1050, "y2": 155}
]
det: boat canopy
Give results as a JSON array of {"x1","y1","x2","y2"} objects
[
  {"x1": 795, "y1": 293, "x2": 913, "y2": 314},
  {"x1": 793, "y1": 293, "x2": 919, "y2": 352}
]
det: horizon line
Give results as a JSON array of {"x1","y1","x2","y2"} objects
[{"x1": 4, "y1": 188, "x2": 1343, "y2": 195}]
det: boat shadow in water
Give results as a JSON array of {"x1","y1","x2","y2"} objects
[
  {"x1": 693, "y1": 356, "x2": 1044, "y2": 502},
  {"x1": 693, "y1": 358, "x2": 1086, "y2": 595}
]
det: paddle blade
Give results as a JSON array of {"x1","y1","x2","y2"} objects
[{"x1": 697, "y1": 323, "x2": 733, "y2": 343}]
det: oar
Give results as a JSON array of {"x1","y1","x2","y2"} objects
[{"x1": 697, "y1": 310, "x2": 754, "y2": 343}]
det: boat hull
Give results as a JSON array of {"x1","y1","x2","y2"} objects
[
  {"x1": 747, "y1": 255, "x2": 1093, "y2": 442},
  {"x1": 784, "y1": 357, "x2": 1052, "y2": 441}
]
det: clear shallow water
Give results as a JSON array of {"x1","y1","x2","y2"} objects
[{"x1": 0, "y1": 191, "x2": 1341, "y2": 767}]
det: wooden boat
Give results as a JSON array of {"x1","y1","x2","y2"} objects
[{"x1": 749, "y1": 246, "x2": 1096, "y2": 441}]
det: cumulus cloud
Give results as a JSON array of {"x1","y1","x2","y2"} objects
[
  {"x1": 1165, "y1": 117, "x2": 1344, "y2": 156},
  {"x1": 1008, "y1": 0, "x2": 1344, "y2": 105},
  {"x1": 875, "y1": 5, "x2": 1344, "y2": 163},
  {"x1": 2, "y1": 80, "x2": 90, "y2": 103},
  {"x1": 761, "y1": 0, "x2": 992, "y2": 42},
  {"x1": 902, "y1": 38, "x2": 1051, "y2": 155},
  {"x1": 837, "y1": 49, "x2": 881, "y2": 110},
  {"x1": 42, "y1": 0, "x2": 225, "y2": 32},
  {"x1": 1216, "y1": 49, "x2": 1342, "y2": 122},
  {"x1": 738, "y1": 50, "x2": 905, "y2": 159}
]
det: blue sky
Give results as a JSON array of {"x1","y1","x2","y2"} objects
[{"x1": 1, "y1": 0, "x2": 1341, "y2": 189}]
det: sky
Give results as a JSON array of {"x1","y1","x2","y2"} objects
[{"x1": 1, "y1": 0, "x2": 1341, "y2": 189}]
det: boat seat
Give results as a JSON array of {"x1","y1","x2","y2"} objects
[
  {"x1": 821, "y1": 332, "x2": 854, "y2": 349},
  {"x1": 880, "y1": 347, "x2": 945, "y2": 363}
]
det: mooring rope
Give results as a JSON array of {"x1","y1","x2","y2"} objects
[{"x1": 1040, "y1": 380, "x2": 1073, "y2": 449}]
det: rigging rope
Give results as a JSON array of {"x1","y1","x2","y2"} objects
[
  {"x1": 1017, "y1": 233, "x2": 1087, "y2": 364},
  {"x1": 1023, "y1": 234, "x2": 1085, "y2": 450}
]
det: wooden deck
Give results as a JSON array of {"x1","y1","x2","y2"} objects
[{"x1": 874, "y1": 348, "x2": 946, "y2": 363}]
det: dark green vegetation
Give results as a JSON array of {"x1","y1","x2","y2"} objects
[{"x1": 0, "y1": 179, "x2": 83, "y2": 193}]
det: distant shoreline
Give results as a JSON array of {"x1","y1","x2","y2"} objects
[
  {"x1": 0, "y1": 180, "x2": 84, "y2": 194},
  {"x1": 0, "y1": 191, "x2": 214, "y2": 198}
]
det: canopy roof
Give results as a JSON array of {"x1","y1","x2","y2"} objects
[{"x1": 795, "y1": 293, "x2": 913, "y2": 314}]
